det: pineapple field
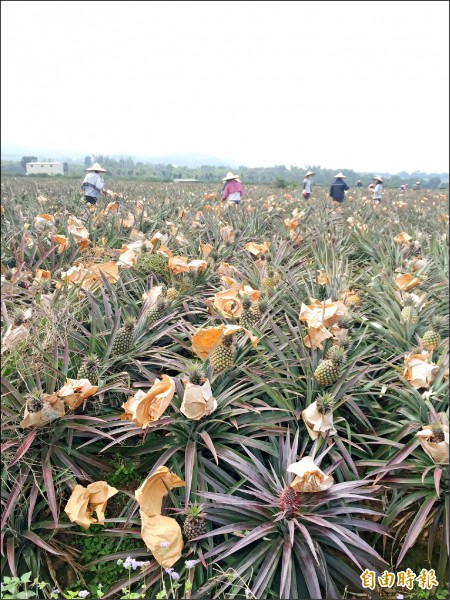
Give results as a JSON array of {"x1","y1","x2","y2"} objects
[{"x1": 1, "y1": 176, "x2": 449, "y2": 599}]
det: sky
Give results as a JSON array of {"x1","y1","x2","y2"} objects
[{"x1": 1, "y1": 0, "x2": 449, "y2": 174}]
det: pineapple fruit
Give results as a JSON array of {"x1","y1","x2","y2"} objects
[
  {"x1": 429, "y1": 423, "x2": 445, "y2": 443},
  {"x1": 279, "y1": 486, "x2": 299, "y2": 518},
  {"x1": 183, "y1": 504, "x2": 206, "y2": 541},
  {"x1": 314, "y1": 347, "x2": 347, "y2": 387},
  {"x1": 316, "y1": 392, "x2": 335, "y2": 415},
  {"x1": 77, "y1": 354, "x2": 100, "y2": 384},
  {"x1": 239, "y1": 295, "x2": 258, "y2": 329},
  {"x1": 210, "y1": 334, "x2": 234, "y2": 373},
  {"x1": 26, "y1": 393, "x2": 44, "y2": 413},
  {"x1": 147, "y1": 298, "x2": 169, "y2": 325},
  {"x1": 252, "y1": 297, "x2": 268, "y2": 321},
  {"x1": 111, "y1": 317, "x2": 136, "y2": 355},
  {"x1": 422, "y1": 315, "x2": 446, "y2": 351},
  {"x1": 165, "y1": 287, "x2": 179, "y2": 302},
  {"x1": 401, "y1": 297, "x2": 419, "y2": 325}
]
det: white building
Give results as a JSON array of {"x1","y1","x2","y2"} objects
[{"x1": 26, "y1": 162, "x2": 64, "y2": 176}]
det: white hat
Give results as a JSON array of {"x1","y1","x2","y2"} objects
[
  {"x1": 415, "y1": 181, "x2": 420, "y2": 184},
  {"x1": 334, "y1": 172, "x2": 346, "y2": 179},
  {"x1": 222, "y1": 171, "x2": 240, "y2": 182},
  {"x1": 86, "y1": 162, "x2": 107, "y2": 172},
  {"x1": 305, "y1": 171, "x2": 316, "y2": 177},
  {"x1": 372, "y1": 176, "x2": 383, "y2": 183}
]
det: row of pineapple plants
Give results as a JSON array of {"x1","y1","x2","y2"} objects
[{"x1": 1, "y1": 176, "x2": 448, "y2": 598}]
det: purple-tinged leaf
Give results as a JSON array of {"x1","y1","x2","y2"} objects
[
  {"x1": 7, "y1": 537, "x2": 16, "y2": 576},
  {"x1": 22, "y1": 531, "x2": 66, "y2": 556},
  {"x1": 184, "y1": 441, "x2": 196, "y2": 505},
  {"x1": 199, "y1": 430, "x2": 218, "y2": 465},
  {"x1": 280, "y1": 539, "x2": 293, "y2": 599},
  {"x1": 1, "y1": 466, "x2": 30, "y2": 529},
  {"x1": 396, "y1": 495, "x2": 437, "y2": 566},
  {"x1": 434, "y1": 467, "x2": 442, "y2": 497},
  {"x1": 42, "y1": 453, "x2": 59, "y2": 526},
  {"x1": 293, "y1": 519, "x2": 320, "y2": 564},
  {"x1": 28, "y1": 483, "x2": 40, "y2": 530}
]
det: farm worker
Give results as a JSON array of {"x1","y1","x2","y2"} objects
[
  {"x1": 371, "y1": 176, "x2": 383, "y2": 203},
  {"x1": 302, "y1": 171, "x2": 315, "y2": 200},
  {"x1": 329, "y1": 172, "x2": 349, "y2": 203},
  {"x1": 412, "y1": 181, "x2": 420, "y2": 190},
  {"x1": 221, "y1": 172, "x2": 244, "y2": 204},
  {"x1": 81, "y1": 162, "x2": 108, "y2": 205},
  {"x1": 356, "y1": 180, "x2": 363, "y2": 188}
]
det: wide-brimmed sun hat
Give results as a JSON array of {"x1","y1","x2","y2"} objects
[
  {"x1": 334, "y1": 172, "x2": 346, "y2": 179},
  {"x1": 372, "y1": 176, "x2": 383, "y2": 183},
  {"x1": 222, "y1": 171, "x2": 240, "y2": 182},
  {"x1": 86, "y1": 162, "x2": 107, "y2": 172},
  {"x1": 305, "y1": 171, "x2": 316, "y2": 177}
]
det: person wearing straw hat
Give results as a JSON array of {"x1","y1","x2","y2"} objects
[
  {"x1": 302, "y1": 170, "x2": 315, "y2": 200},
  {"x1": 81, "y1": 162, "x2": 108, "y2": 205},
  {"x1": 412, "y1": 181, "x2": 421, "y2": 191},
  {"x1": 221, "y1": 172, "x2": 244, "y2": 204},
  {"x1": 372, "y1": 176, "x2": 383, "y2": 203},
  {"x1": 329, "y1": 172, "x2": 349, "y2": 203}
]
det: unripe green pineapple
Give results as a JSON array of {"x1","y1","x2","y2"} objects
[
  {"x1": 252, "y1": 297, "x2": 268, "y2": 321},
  {"x1": 165, "y1": 287, "x2": 179, "y2": 302},
  {"x1": 314, "y1": 347, "x2": 346, "y2": 387},
  {"x1": 147, "y1": 298, "x2": 169, "y2": 325},
  {"x1": 271, "y1": 270, "x2": 282, "y2": 286},
  {"x1": 111, "y1": 318, "x2": 136, "y2": 355},
  {"x1": 337, "y1": 313, "x2": 353, "y2": 329},
  {"x1": 239, "y1": 295, "x2": 258, "y2": 329},
  {"x1": 401, "y1": 297, "x2": 419, "y2": 325},
  {"x1": 77, "y1": 354, "x2": 100, "y2": 384},
  {"x1": 183, "y1": 503, "x2": 206, "y2": 541},
  {"x1": 26, "y1": 393, "x2": 44, "y2": 413},
  {"x1": 430, "y1": 423, "x2": 445, "y2": 443},
  {"x1": 316, "y1": 392, "x2": 335, "y2": 415},
  {"x1": 187, "y1": 362, "x2": 205, "y2": 386},
  {"x1": 279, "y1": 486, "x2": 299, "y2": 518},
  {"x1": 422, "y1": 315, "x2": 446, "y2": 351},
  {"x1": 210, "y1": 334, "x2": 234, "y2": 373}
]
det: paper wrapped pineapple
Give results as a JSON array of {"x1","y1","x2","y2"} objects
[
  {"x1": 416, "y1": 424, "x2": 449, "y2": 464},
  {"x1": 302, "y1": 394, "x2": 337, "y2": 440},
  {"x1": 287, "y1": 457, "x2": 334, "y2": 493},
  {"x1": 65, "y1": 481, "x2": 118, "y2": 528},
  {"x1": 180, "y1": 364, "x2": 217, "y2": 420},
  {"x1": 120, "y1": 375, "x2": 175, "y2": 428},
  {"x1": 135, "y1": 467, "x2": 185, "y2": 568},
  {"x1": 20, "y1": 392, "x2": 65, "y2": 428}
]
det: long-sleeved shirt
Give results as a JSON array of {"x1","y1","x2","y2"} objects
[
  {"x1": 329, "y1": 179, "x2": 349, "y2": 202},
  {"x1": 222, "y1": 179, "x2": 244, "y2": 203},
  {"x1": 303, "y1": 178, "x2": 312, "y2": 193},
  {"x1": 373, "y1": 183, "x2": 382, "y2": 200},
  {"x1": 81, "y1": 172, "x2": 105, "y2": 198}
]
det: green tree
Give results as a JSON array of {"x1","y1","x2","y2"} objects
[
  {"x1": 63, "y1": 162, "x2": 69, "y2": 175},
  {"x1": 20, "y1": 156, "x2": 37, "y2": 172},
  {"x1": 84, "y1": 155, "x2": 92, "y2": 169},
  {"x1": 428, "y1": 177, "x2": 441, "y2": 189}
]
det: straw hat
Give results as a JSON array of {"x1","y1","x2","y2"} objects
[
  {"x1": 305, "y1": 171, "x2": 316, "y2": 177},
  {"x1": 222, "y1": 171, "x2": 240, "y2": 182},
  {"x1": 372, "y1": 176, "x2": 383, "y2": 183},
  {"x1": 86, "y1": 162, "x2": 107, "y2": 172},
  {"x1": 334, "y1": 172, "x2": 346, "y2": 179}
]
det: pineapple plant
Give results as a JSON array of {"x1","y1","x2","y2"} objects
[
  {"x1": 183, "y1": 504, "x2": 206, "y2": 541},
  {"x1": 429, "y1": 423, "x2": 445, "y2": 443},
  {"x1": 316, "y1": 392, "x2": 335, "y2": 415},
  {"x1": 77, "y1": 354, "x2": 100, "y2": 384},
  {"x1": 111, "y1": 317, "x2": 136, "y2": 355},
  {"x1": 279, "y1": 486, "x2": 299, "y2": 518},
  {"x1": 147, "y1": 297, "x2": 169, "y2": 325},
  {"x1": 422, "y1": 315, "x2": 447, "y2": 351},
  {"x1": 314, "y1": 347, "x2": 347, "y2": 387},
  {"x1": 210, "y1": 334, "x2": 234, "y2": 373},
  {"x1": 239, "y1": 295, "x2": 258, "y2": 329},
  {"x1": 401, "y1": 297, "x2": 419, "y2": 325}
]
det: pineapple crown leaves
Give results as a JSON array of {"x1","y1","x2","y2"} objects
[
  {"x1": 221, "y1": 333, "x2": 234, "y2": 347},
  {"x1": 429, "y1": 314, "x2": 448, "y2": 332},
  {"x1": 328, "y1": 346, "x2": 347, "y2": 367},
  {"x1": 123, "y1": 317, "x2": 137, "y2": 331},
  {"x1": 242, "y1": 294, "x2": 253, "y2": 310},
  {"x1": 316, "y1": 392, "x2": 335, "y2": 413},
  {"x1": 13, "y1": 308, "x2": 26, "y2": 325},
  {"x1": 403, "y1": 296, "x2": 417, "y2": 307},
  {"x1": 187, "y1": 362, "x2": 206, "y2": 386},
  {"x1": 185, "y1": 503, "x2": 206, "y2": 518}
]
